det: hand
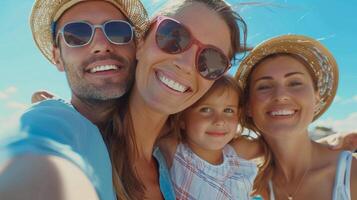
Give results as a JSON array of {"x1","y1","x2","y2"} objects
[
  {"x1": 31, "y1": 90, "x2": 55, "y2": 103},
  {"x1": 327, "y1": 132, "x2": 357, "y2": 152}
]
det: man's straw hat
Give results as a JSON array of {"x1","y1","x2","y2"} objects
[
  {"x1": 235, "y1": 35, "x2": 338, "y2": 120},
  {"x1": 30, "y1": 0, "x2": 149, "y2": 64}
]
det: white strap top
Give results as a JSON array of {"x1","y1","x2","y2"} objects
[
  {"x1": 332, "y1": 151, "x2": 352, "y2": 200},
  {"x1": 268, "y1": 151, "x2": 352, "y2": 200}
]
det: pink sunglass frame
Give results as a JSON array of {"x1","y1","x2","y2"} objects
[{"x1": 151, "y1": 15, "x2": 232, "y2": 80}]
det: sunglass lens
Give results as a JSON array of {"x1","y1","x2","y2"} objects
[
  {"x1": 197, "y1": 48, "x2": 229, "y2": 80},
  {"x1": 105, "y1": 21, "x2": 133, "y2": 44},
  {"x1": 63, "y1": 22, "x2": 92, "y2": 46},
  {"x1": 156, "y1": 19, "x2": 190, "y2": 54}
]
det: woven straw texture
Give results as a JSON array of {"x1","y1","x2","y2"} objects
[{"x1": 235, "y1": 35, "x2": 338, "y2": 120}]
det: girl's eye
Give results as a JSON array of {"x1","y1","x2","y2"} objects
[
  {"x1": 199, "y1": 107, "x2": 212, "y2": 113},
  {"x1": 224, "y1": 108, "x2": 235, "y2": 113}
]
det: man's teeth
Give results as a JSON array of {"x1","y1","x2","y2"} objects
[
  {"x1": 158, "y1": 74, "x2": 188, "y2": 93},
  {"x1": 270, "y1": 110, "x2": 295, "y2": 116},
  {"x1": 90, "y1": 65, "x2": 118, "y2": 73}
]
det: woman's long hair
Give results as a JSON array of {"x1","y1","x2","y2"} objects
[
  {"x1": 104, "y1": 1, "x2": 248, "y2": 199},
  {"x1": 240, "y1": 53, "x2": 319, "y2": 199}
]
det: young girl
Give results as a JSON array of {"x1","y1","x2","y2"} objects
[
  {"x1": 158, "y1": 75, "x2": 261, "y2": 200},
  {"x1": 236, "y1": 34, "x2": 357, "y2": 200}
]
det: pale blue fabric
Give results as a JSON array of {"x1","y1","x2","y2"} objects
[
  {"x1": 0, "y1": 99, "x2": 177, "y2": 200},
  {"x1": 153, "y1": 147, "x2": 176, "y2": 200},
  {"x1": 332, "y1": 151, "x2": 352, "y2": 200},
  {"x1": 0, "y1": 99, "x2": 116, "y2": 200}
]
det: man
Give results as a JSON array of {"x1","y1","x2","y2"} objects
[{"x1": 0, "y1": 0, "x2": 148, "y2": 199}]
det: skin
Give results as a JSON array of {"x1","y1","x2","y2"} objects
[
  {"x1": 0, "y1": 1, "x2": 136, "y2": 199},
  {"x1": 0, "y1": 155, "x2": 98, "y2": 200},
  {"x1": 181, "y1": 86, "x2": 239, "y2": 165},
  {"x1": 158, "y1": 83, "x2": 262, "y2": 168},
  {"x1": 129, "y1": 2, "x2": 231, "y2": 199},
  {"x1": 53, "y1": 1, "x2": 136, "y2": 128},
  {"x1": 248, "y1": 56, "x2": 317, "y2": 138},
  {"x1": 134, "y1": 3, "x2": 231, "y2": 115},
  {"x1": 248, "y1": 55, "x2": 357, "y2": 200}
]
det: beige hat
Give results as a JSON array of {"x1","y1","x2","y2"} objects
[
  {"x1": 235, "y1": 34, "x2": 339, "y2": 121},
  {"x1": 30, "y1": 0, "x2": 149, "y2": 64}
]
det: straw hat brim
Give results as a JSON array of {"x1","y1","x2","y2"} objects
[
  {"x1": 30, "y1": 0, "x2": 149, "y2": 64},
  {"x1": 235, "y1": 34, "x2": 338, "y2": 121}
]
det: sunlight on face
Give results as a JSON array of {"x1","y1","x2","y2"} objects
[
  {"x1": 134, "y1": 2, "x2": 231, "y2": 115},
  {"x1": 182, "y1": 86, "x2": 239, "y2": 153},
  {"x1": 248, "y1": 55, "x2": 319, "y2": 138}
]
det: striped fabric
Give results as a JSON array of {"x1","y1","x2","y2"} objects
[{"x1": 170, "y1": 143, "x2": 257, "y2": 200}]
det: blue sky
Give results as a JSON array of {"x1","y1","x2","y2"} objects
[{"x1": 1, "y1": 0, "x2": 357, "y2": 133}]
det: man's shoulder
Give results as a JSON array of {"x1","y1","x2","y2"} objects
[
  {"x1": 29, "y1": 99, "x2": 75, "y2": 113},
  {"x1": 24, "y1": 99, "x2": 87, "y2": 124},
  {"x1": 20, "y1": 99, "x2": 97, "y2": 135}
]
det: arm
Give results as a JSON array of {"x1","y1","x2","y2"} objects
[
  {"x1": 31, "y1": 90, "x2": 56, "y2": 103},
  {"x1": 0, "y1": 100, "x2": 110, "y2": 199},
  {"x1": 0, "y1": 155, "x2": 98, "y2": 200},
  {"x1": 230, "y1": 136, "x2": 264, "y2": 160},
  {"x1": 317, "y1": 132, "x2": 357, "y2": 152}
]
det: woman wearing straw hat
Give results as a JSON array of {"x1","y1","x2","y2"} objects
[{"x1": 236, "y1": 34, "x2": 357, "y2": 200}]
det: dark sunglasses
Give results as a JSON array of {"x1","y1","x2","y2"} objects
[
  {"x1": 152, "y1": 16, "x2": 231, "y2": 80},
  {"x1": 56, "y1": 20, "x2": 134, "y2": 47}
]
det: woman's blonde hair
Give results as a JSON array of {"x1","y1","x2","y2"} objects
[{"x1": 105, "y1": 1, "x2": 248, "y2": 199}]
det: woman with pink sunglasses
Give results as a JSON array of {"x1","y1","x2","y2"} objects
[
  {"x1": 106, "y1": 0, "x2": 248, "y2": 199},
  {"x1": 25, "y1": 0, "x2": 247, "y2": 199}
]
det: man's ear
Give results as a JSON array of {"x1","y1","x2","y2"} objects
[{"x1": 52, "y1": 45, "x2": 65, "y2": 72}]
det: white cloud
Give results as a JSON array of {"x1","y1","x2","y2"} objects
[
  {"x1": 0, "y1": 86, "x2": 28, "y2": 110},
  {"x1": 332, "y1": 95, "x2": 357, "y2": 104},
  {"x1": 0, "y1": 86, "x2": 18, "y2": 100},
  {"x1": 6, "y1": 102, "x2": 29, "y2": 110},
  {"x1": 314, "y1": 112, "x2": 357, "y2": 132},
  {"x1": 0, "y1": 92, "x2": 7, "y2": 100},
  {"x1": 0, "y1": 109, "x2": 25, "y2": 137},
  {"x1": 353, "y1": 95, "x2": 357, "y2": 102},
  {"x1": 5, "y1": 86, "x2": 17, "y2": 94},
  {"x1": 0, "y1": 86, "x2": 29, "y2": 136}
]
